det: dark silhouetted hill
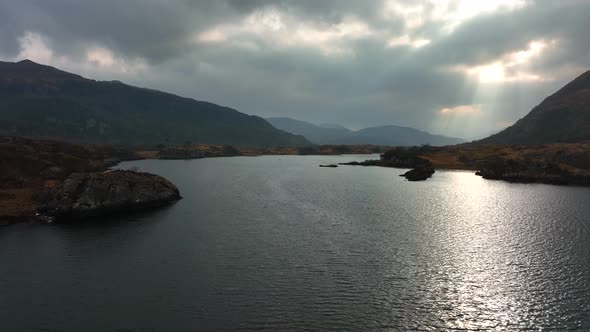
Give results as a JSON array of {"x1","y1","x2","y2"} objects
[
  {"x1": 0, "y1": 60, "x2": 310, "y2": 147},
  {"x1": 478, "y1": 70, "x2": 590, "y2": 144}
]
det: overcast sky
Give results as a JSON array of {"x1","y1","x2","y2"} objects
[{"x1": 1, "y1": 0, "x2": 589, "y2": 139}]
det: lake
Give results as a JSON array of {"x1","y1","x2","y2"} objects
[{"x1": 2, "y1": 155, "x2": 590, "y2": 331}]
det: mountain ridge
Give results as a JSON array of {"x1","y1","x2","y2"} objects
[
  {"x1": 478, "y1": 70, "x2": 590, "y2": 144},
  {"x1": 0, "y1": 60, "x2": 310, "y2": 147},
  {"x1": 267, "y1": 117, "x2": 464, "y2": 146}
]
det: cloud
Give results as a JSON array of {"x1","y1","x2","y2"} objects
[
  {"x1": 0, "y1": 0, "x2": 589, "y2": 139},
  {"x1": 195, "y1": 8, "x2": 377, "y2": 56},
  {"x1": 387, "y1": 35, "x2": 431, "y2": 48},
  {"x1": 440, "y1": 104, "x2": 482, "y2": 114},
  {"x1": 11, "y1": 31, "x2": 148, "y2": 79},
  {"x1": 448, "y1": 39, "x2": 557, "y2": 83},
  {"x1": 15, "y1": 32, "x2": 53, "y2": 65}
]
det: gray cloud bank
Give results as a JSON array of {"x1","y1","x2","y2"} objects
[{"x1": 1, "y1": 0, "x2": 589, "y2": 139}]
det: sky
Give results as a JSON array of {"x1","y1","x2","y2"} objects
[{"x1": 1, "y1": 0, "x2": 589, "y2": 139}]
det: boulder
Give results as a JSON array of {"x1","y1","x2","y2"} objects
[
  {"x1": 37, "y1": 170, "x2": 181, "y2": 221},
  {"x1": 338, "y1": 160, "x2": 379, "y2": 166},
  {"x1": 400, "y1": 166, "x2": 435, "y2": 181}
]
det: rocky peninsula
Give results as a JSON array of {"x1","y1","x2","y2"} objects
[
  {"x1": 339, "y1": 143, "x2": 590, "y2": 186},
  {"x1": 37, "y1": 170, "x2": 181, "y2": 222},
  {"x1": 474, "y1": 156, "x2": 590, "y2": 186},
  {"x1": 339, "y1": 146, "x2": 437, "y2": 181},
  {"x1": 0, "y1": 136, "x2": 181, "y2": 224}
]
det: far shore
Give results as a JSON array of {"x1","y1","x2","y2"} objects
[{"x1": 1, "y1": 136, "x2": 590, "y2": 222}]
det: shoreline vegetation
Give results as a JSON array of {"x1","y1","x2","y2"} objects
[
  {"x1": 339, "y1": 143, "x2": 590, "y2": 185},
  {"x1": 1, "y1": 135, "x2": 590, "y2": 223}
]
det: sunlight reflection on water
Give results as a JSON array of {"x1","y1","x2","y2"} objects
[{"x1": 1, "y1": 157, "x2": 590, "y2": 331}]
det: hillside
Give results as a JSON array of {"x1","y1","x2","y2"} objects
[
  {"x1": 479, "y1": 70, "x2": 590, "y2": 144},
  {"x1": 267, "y1": 117, "x2": 464, "y2": 146},
  {"x1": 0, "y1": 60, "x2": 310, "y2": 147}
]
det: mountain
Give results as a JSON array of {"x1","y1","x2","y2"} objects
[
  {"x1": 266, "y1": 117, "x2": 354, "y2": 144},
  {"x1": 479, "y1": 70, "x2": 590, "y2": 144},
  {"x1": 0, "y1": 60, "x2": 310, "y2": 147},
  {"x1": 318, "y1": 123, "x2": 348, "y2": 130},
  {"x1": 352, "y1": 125, "x2": 464, "y2": 146},
  {"x1": 267, "y1": 117, "x2": 464, "y2": 146}
]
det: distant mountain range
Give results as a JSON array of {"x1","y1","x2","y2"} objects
[
  {"x1": 273, "y1": 67, "x2": 590, "y2": 146},
  {"x1": 267, "y1": 117, "x2": 464, "y2": 146},
  {"x1": 478, "y1": 70, "x2": 590, "y2": 144},
  {"x1": 0, "y1": 60, "x2": 310, "y2": 147}
]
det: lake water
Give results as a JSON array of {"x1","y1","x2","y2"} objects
[{"x1": 2, "y1": 155, "x2": 590, "y2": 331}]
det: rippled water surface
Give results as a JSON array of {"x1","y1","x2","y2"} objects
[{"x1": 2, "y1": 155, "x2": 590, "y2": 331}]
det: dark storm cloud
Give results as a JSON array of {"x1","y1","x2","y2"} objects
[
  {"x1": 0, "y1": 0, "x2": 589, "y2": 139},
  {"x1": 227, "y1": 0, "x2": 379, "y2": 20},
  {"x1": 419, "y1": 1, "x2": 590, "y2": 68},
  {"x1": 0, "y1": 0, "x2": 239, "y2": 62}
]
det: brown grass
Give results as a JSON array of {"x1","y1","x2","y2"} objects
[
  {"x1": 421, "y1": 142, "x2": 590, "y2": 173},
  {"x1": 0, "y1": 188, "x2": 37, "y2": 217},
  {"x1": 136, "y1": 150, "x2": 159, "y2": 159}
]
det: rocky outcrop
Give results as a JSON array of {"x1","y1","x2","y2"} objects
[
  {"x1": 400, "y1": 166, "x2": 435, "y2": 181},
  {"x1": 37, "y1": 170, "x2": 181, "y2": 222},
  {"x1": 475, "y1": 157, "x2": 590, "y2": 186},
  {"x1": 340, "y1": 146, "x2": 437, "y2": 181},
  {"x1": 339, "y1": 146, "x2": 435, "y2": 168},
  {"x1": 339, "y1": 160, "x2": 380, "y2": 166}
]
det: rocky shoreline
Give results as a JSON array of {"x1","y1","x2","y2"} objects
[
  {"x1": 400, "y1": 167, "x2": 436, "y2": 181},
  {"x1": 339, "y1": 147, "x2": 437, "y2": 181},
  {"x1": 37, "y1": 170, "x2": 182, "y2": 222},
  {"x1": 2, "y1": 136, "x2": 590, "y2": 224},
  {"x1": 0, "y1": 136, "x2": 182, "y2": 223},
  {"x1": 133, "y1": 143, "x2": 590, "y2": 186},
  {"x1": 339, "y1": 144, "x2": 590, "y2": 186},
  {"x1": 150, "y1": 144, "x2": 391, "y2": 160},
  {"x1": 475, "y1": 157, "x2": 590, "y2": 186}
]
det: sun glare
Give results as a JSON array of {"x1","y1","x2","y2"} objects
[
  {"x1": 450, "y1": 39, "x2": 554, "y2": 84},
  {"x1": 440, "y1": 104, "x2": 482, "y2": 114},
  {"x1": 474, "y1": 63, "x2": 506, "y2": 83}
]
